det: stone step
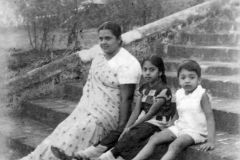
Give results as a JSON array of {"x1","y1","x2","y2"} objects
[
  {"x1": 67, "y1": 69, "x2": 240, "y2": 99},
  {"x1": 156, "y1": 44, "x2": 240, "y2": 62},
  {"x1": 0, "y1": 133, "x2": 25, "y2": 160},
  {"x1": 164, "y1": 59, "x2": 240, "y2": 76},
  {"x1": 150, "y1": 132, "x2": 240, "y2": 160},
  {"x1": 176, "y1": 32, "x2": 240, "y2": 46},
  {"x1": 0, "y1": 116, "x2": 53, "y2": 158},
  {"x1": 211, "y1": 97, "x2": 240, "y2": 134},
  {"x1": 22, "y1": 88, "x2": 240, "y2": 134},
  {"x1": 195, "y1": 19, "x2": 240, "y2": 33},
  {"x1": 1, "y1": 115, "x2": 239, "y2": 160},
  {"x1": 166, "y1": 72, "x2": 240, "y2": 98},
  {"x1": 63, "y1": 81, "x2": 84, "y2": 101},
  {"x1": 22, "y1": 98, "x2": 78, "y2": 128}
]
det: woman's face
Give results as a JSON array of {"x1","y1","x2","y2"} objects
[{"x1": 98, "y1": 29, "x2": 121, "y2": 55}]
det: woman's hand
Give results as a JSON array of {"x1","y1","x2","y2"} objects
[
  {"x1": 76, "y1": 49, "x2": 90, "y2": 63},
  {"x1": 199, "y1": 142, "x2": 215, "y2": 151},
  {"x1": 118, "y1": 127, "x2": 131, "y2": 141},
  {"x1": 76, "y1": 45, "x2": 100, "y2": 63}
]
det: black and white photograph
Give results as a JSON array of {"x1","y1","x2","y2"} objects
[{"x1": 0, "y1": 0, "x2": 239, "y2": 159}]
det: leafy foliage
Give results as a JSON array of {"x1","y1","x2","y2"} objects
[
  {"x1": 13, "y1": 0, "x2": 165, "y2": 51},
  {"x1": 13, "y1": 0, "x2": 203, "y2": 52},
  {"x1": 14, "y1": 0, "x2": 83, "y2": 51}
]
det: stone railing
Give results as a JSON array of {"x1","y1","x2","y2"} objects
[{"x1": 8, "y1": 0, "x2": 225, "y2": 93}]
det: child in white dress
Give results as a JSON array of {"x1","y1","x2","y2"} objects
[{"x1": 132, "y1": 60, "x2": 216, "y2": 160}]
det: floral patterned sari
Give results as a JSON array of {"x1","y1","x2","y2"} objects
[{"x1": 20, "y1": 49, "x2": 123, "y2": 160}]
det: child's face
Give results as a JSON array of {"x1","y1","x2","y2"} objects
[
  {"x1": 142, "y1": 61, "x2": 161, "y2": 84},
  {"x1": 178, "y1": 69, "x2": 201, "y2": 94}
]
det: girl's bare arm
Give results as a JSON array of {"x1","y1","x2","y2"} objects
[{"x1": 130, "y1": 89, "x2": 168, "y2": 128}]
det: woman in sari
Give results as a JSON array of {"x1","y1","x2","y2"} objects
[{"x1": 20, "y1": 21, "x2": 142, "y2": 160}]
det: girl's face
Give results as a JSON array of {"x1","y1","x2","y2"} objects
[
  {"x1": 98, "y1": 29, "x2": 121, "y2": 56},
  {"x1": 142, "y1": 61, "x2": 161, "y2": 85},
  {"x1": 178, "y1": 69, "x2": 201, "y2": 94}
]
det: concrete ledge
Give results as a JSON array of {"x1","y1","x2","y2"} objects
[
  {"x1": 1, "y1": 116, "x2": 239, "y2": 160},
  {"x1": 128, "y1": 0, "x2": 222, "y2": 41},
  {"x1": 195, "y1": 19, "x2": 240, "y2": 33},
  {"x1": 63, "y1": 82, "x2": 84, "y2": 101},
  {"x1": 177, "y1": 32, "x2": 240, "y2": 46},
  {"x1": 0, "y1": 133, "x2": 24, "y2": 159},
  {"x1": 156, "y1": 44, "x2": 240, "y2": 62},
  {"x1": 0, "y1": 117, "x2": 53, "y2": 157},
  {"x1": 21, "y1": 81, "x2": 240, "y2": 134},
  {"x1": 7, "y1": 53, "x2": 79, "y2": 93},
  {"x1": 150, "y1": 132, "x2": 240, "y2": 160},
  {"x1": 211, "y1": 97, "x2": 240, "y2": 134},
  {"x1": 166, "y1": 72, "x2": 240, "y2": 98},
  {"x1": 22, "y1": 99, "x2": 77, "y2": 128},
  {"x1": 164, "y1": 59, "x2": 240, "y2": 76}
]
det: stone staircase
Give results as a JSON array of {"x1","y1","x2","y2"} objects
[{"x1": 1, "y1": 0, "x2": 240, "y2": 160}]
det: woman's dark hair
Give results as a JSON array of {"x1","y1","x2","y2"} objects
[
  {"x1": 177, "y1": 60, "x2": 201, "y2": 77},
  {"x1": 98, "y1": 21, "x2": 122, "y2": 39},
  {"x1": 142, "y1": 55, "x2": 167, "y2": 84}
]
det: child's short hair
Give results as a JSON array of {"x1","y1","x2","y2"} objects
[{"x1": 177, "y1": 60, "x2": 201, "y2": 77}]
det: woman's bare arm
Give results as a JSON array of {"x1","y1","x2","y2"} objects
[{"x1": 117, "y1": 84, "x2": 136, "y2": 132}]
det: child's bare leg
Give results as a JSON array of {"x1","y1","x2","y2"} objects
[
  {"x1": 161, "y1": 134, "x2": 194, "y2": 160},
  {"x1": 132, "y1": 129, "x2": 175, "y2": 160}
]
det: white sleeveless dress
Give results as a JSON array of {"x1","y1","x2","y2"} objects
[{"x1": 169, "y1": 85, "x2": 208, "y2": 143}]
